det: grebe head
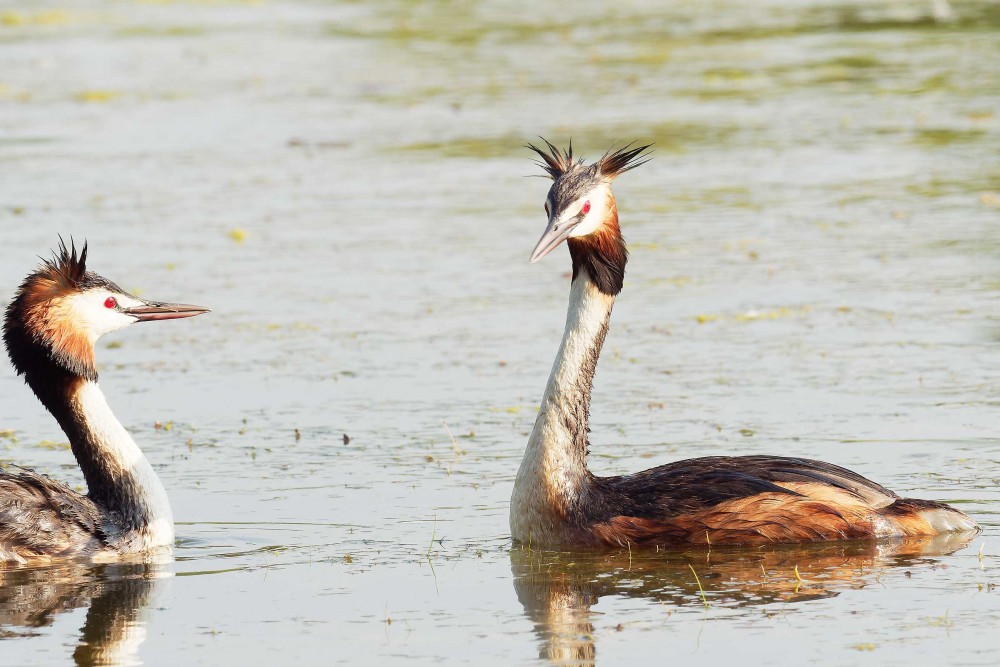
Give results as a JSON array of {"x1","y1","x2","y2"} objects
[
  {"x1": 527, "y1": 139, "x2": 651, "y2": 263},
  {"x1": 3, "y1": 238, "x2": 210, "y2": 381}
]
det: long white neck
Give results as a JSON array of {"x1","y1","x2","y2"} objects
[
  {"x1": 510, "y1": 272, "x2": 615, "y2": 543},
  {"x1": 67, "y1": 381, "x2": 174, "y2": 550}
]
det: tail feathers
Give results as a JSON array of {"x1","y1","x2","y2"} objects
[
  {"x1": 917, "y1": 506, "x2": 979, "y2": 533},
  {"x1": 882, "y1": 498, "x2": 979, "y2": 537}
]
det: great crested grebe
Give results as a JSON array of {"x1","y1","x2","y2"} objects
[
  {"x1": 1, "y1": 240, "x2": 209, "y2": 563},
  {"x1": 510, "y1": 140, "x2": 978, "y2": 548}
]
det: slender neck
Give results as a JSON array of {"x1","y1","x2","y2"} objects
[
  {"x1": 514, "y1": 270, "x2": 616, "y2": 515},
  {"x1": 539, "y1": 272, "x2": 615, "y2": 466},
  {"x1": 26, "y1": 366, "x2": 173, "y2": 544}
]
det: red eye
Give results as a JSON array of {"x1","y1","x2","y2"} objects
[
  {"x1": 581, "y1": 201, "x2": 591, "y2": 215},
  {"x1": 104, "y1": 297, "x2": 117, "y2": 309}
]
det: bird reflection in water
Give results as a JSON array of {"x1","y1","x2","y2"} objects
[
  {"x1": 0, "y1": 559, "x2": 168, "y2": 666},
  {"x1": 511, "y1": 532, "x2": 975, "y2": 666}
]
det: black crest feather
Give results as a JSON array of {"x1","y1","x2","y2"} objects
[
  {"x1": 528, "y1": 139, "x2": 652, "y2": 181},
  {"x1": 526, "y1": 137, "x2": 581, "y2": 180},
  {"x1": 43, "y1": 237, "x2": 89, "y2": 289},
  {"x1": 597, "y1": 142, "x2": 653, "y2": 178}
]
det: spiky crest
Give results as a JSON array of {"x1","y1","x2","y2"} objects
[
  {"x1": 526, "y1": 137, "x2": 582, "y2": 179},
  {"x1": 35, "y1": 237, "x2": 89, "y2": 293},
  {"x1": 528, "y1": 139, "x2": 652, "y2": 181},
  {"x1": 596, "y1": 142, "x2": 653, "y2": 179}
]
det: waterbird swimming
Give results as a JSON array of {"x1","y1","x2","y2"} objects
[
  {"x1": 509, "y1": 139, "x2": 978, "y2": 548},
  {"x1": 1, "y1": 240, "x2": 209, "y2": 563}
]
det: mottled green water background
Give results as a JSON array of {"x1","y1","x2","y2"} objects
[{"x1": 0, "y1": 1, "x2": 998, "y2": 665}]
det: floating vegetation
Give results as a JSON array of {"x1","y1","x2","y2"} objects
[
  {"x1": 0, "y1": 10, "x2": 70, "y2": 27},
  {"x1": 825, "y1": 55, "x2": 883, "y2": 69},
  {"x1": 34, "y1": 440, "x2": 70, "y2": 451},
  {"x1": 115, "y1": 26, "x2": 206, "y2": 38},
  {"x1": 395, "y1": 120, "x2": 742, "y2": 159},
  {"x1": 688, "y1": 564, "x2": 709, "y2": 608},
  {"x1": 980, "y1": 192, "x2": 1000, "y2": 207},
  {"x1": 912, "y1": 128, "x2": 988, "y2": 147},
  {"x1": 906, "y1": 171, "x2": 1000, "y2": 198},
  {"x1": 75, "y1": 90, "x2": 121, "y2": 104},
  {"x1": 695, "y1": 305, "x2": 811, "y2": 324},
  {"x1": 395, "y1": 136, "x2": 519, "y2": 159}
]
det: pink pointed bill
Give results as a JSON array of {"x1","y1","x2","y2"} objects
[
  {"x1": 125, "y1": 302, "x2": 211, "y2": 322},
  {"x1": 529, "y1": 217, "x2": 577, "y2": 263}
]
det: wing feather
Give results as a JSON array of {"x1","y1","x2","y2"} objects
[{"x1": 592, "y1": 455, "x2": 898, "y2": 520}]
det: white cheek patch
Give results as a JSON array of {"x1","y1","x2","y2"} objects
[
  {"x1": 68, "y1": 291, "x2": 144, "y2": 342},
  {"x1": 567, "y1": 183, "x2": 611, "y2": 238}
]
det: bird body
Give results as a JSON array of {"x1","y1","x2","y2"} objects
[
  {"x1": 1, "y1": 241, "x2": 208, "y2": 563},
  {"x1": 510, "y1": 140, "x2": 978, "y2": 548}
]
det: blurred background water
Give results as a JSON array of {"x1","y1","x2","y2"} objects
[{"x1": 0, "y1": 0, "x2": 998, "y2": 665}]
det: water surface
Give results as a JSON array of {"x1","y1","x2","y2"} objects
[{"x1": 0, "y1": 0, "x2": 998, "y2": 664}]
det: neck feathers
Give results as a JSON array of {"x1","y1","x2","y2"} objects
[
  {"x1": 511, "y1": 269, "x2": 616, "y2": 541},
  {"x1": 542, "y1": 275, "x2": 614, "y2": 464},
  {"x1": 568, "y1": 196, "x2": 627, "y2": 297},
  {"x1": 3, "y1": 273, "x2": 99, "y2": 383},
  {"x1": 61, "y1": 381, "x2": 172, "y2": 542}
]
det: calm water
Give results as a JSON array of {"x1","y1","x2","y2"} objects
[{"x1": 0, "y1": 0, "x2": 998, "y2": 664}]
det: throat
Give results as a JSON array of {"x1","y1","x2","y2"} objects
[
  {"x1": 45, "y1": 377, "x2": 173, "y2": 547},
  {"x1": 567, "y1": 198, "x2": 627, "y2": 296},
  {"x1": 511, "y1": 271, "x2": 615, "y2": 538}
]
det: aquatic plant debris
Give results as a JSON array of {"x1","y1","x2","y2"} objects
[
  {"x1": 1, "y1": 10, "x2": 70, "y2": 26},
  {"x1": 689, "y1": 564, "x2": 710, "y2": 608},
  {"x1": 75, "y1": 90, "x2": 121, "y2": 103},
  {"x1": 697, "y1": 306, "x2": 812, "y2": 324}
]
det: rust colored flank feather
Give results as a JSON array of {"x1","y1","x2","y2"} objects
[{"x1": 587, "y1": 475, "x2": 969, "y2": 548}]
